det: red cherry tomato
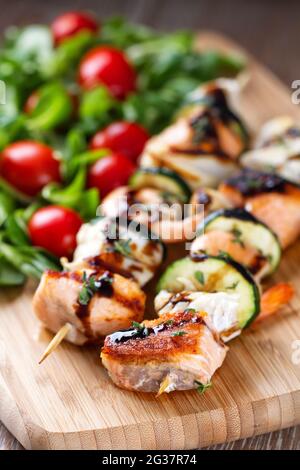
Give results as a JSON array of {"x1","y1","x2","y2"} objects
[
  {"x1": 87, "y1": 153, "x2": 136, "y2": 197},
  {"x1": 78, "y1": 46, "x2": 136, "y2": 100},
  {"x1": 51, "y1": 11, "x2": 99, "y2": 46},
  {"x1": 29, "y1": 206, "x2": 83, "y2": 258},
  {"x1": 0, "y1": 141, "x2": 61, "y2": 196},
  {"x1": 90, "y1": 121, "x2": 149, "y2": 163}
]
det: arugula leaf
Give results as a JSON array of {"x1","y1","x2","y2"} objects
[
  {"x1": 42, "y1": 167, "x2": 100, "y2": 220},
  {"x1": 3, "y1": 201, "x2": 41, "y2": 246},
  {"x1": 44, "y1": 31, "x2": 96, "y2": 78},
  {"x1": 0, "y1": 241, "x2": 60, "y2": 280},
  {"x1": 172, "y1": 331, "x2": 187, "y2": 337},
  {"x1": 0, "y1": 254, "x2": 26, "y2": 286},
  {"x1": 0, "y1": 115, "x2": 27, "y2": 151},
  {"x1": 0, "y1": 190, "x2": 16, "y2": 226},
  {"x1": 79, "y1": 86, "x2": 116, "y2": 121},
  {"x1": 65, "y1": 148, "x2": 109, "y2": 180},
  {"x1": 101, "y1": 16, "x2": 156, "y2": 49},
  {"x1": 0, "y1": 176, "x2": 32, "y2": 204},
  {"x1": 26, "y1": 82, "x2": 73, "y2": 131}
]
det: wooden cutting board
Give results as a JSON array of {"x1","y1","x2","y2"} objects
[{"x1": 1, "y1": 32, "x2": 300, "y2": 450}]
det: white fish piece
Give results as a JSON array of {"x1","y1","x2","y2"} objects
[
  {"x1": 155, "y1": 290, "x2": 241, "y2": 342},
  {"x1": 63, "y1": 217, "x2": 164, "y2": 287},
  {"x1": 241, "y1": 116, "x2": 300, "y2": 184}
]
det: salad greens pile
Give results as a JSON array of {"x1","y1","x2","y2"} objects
[{"x1": 0, "y1": 15, "x2": 245, "y2": 287}]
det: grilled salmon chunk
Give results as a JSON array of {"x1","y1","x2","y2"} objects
[
  {"x1": 101, "y1": 310, "x2": 227, "y2": 393},
  {"x1": 219, "y1": 169, "x2": 300, "y2": 248},
  {"x1": 33, "y1": 269, "x2": 145, "y2": 345},
  {"x1": 140, "y1": 82, "x2": 248, "y2": 189}
]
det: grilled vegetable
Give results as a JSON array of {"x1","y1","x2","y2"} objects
[
  {"x1": 200, "y1": 208, "x2": 281, "y2": 277},
  {"x1": 63, "y1": 217, "x2": 165, "y2": 287},
  {"x1": 155, "y1": 290, "x2": 241, "y2": 342},
  {"x1": 130, "y1": 167, "x2": 191, "y2": 202},
  {"x1": 157, "y1": 254, "x2": 260, "y2": 328}
]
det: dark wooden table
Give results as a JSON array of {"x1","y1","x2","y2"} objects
[{"x1": 1, "y1": 0, "x2": 300, "y2": 451}]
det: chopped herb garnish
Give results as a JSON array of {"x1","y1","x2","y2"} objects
[
  {"x1": 184, "y1": 308, "x2": 196, "y2": 315},
  {"x1": 78, "y1": 271, "x2": 113, "y2": 306},
  {"x1": 172, "y1": 330, "x2": 187, "y2": 337},
  {"x1": 78, "y1": 273, "x2": 95, "y2": 306},
  {"x1": 194, "y1": 270, "x2": 205, "y2": 285},
  {"x1": 132, "y1": 321, "x2": 144, "y2": 330},
  {"x1": 266, "y1": 254, "x2": 273, "y2": 264},
  {"x1": 114, "y1": 239, "x2": 132, "y2": 257},
  {"x1": 226, "y1": 281, "x2": 239, "y2": 290},
  {"x1": 194, "y1": 380, "x2": 212, "y2": 394},
  {"x1": 218, "y1": 250, "x2": 231, "y2": 259},
  {"x1": 191, "y1": 115, "x2": 210, "y2": 145},
  {"x1": 246, "y1": 179, "x2": 262, "y2": 189},
  {"x1": 78, "y1": 284, "x2": 92, "y2": 306},
  {"x1": 165, "y1": 319, "x2": 174, "y2": 326},
  {"x1": 231, "y1": 227, "x2": 245, "y2": 247}
]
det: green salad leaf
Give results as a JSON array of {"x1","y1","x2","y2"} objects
[
  {"x1": 0, "y1": 15, "x2": 246, "y2": 287},
  {"x1": 26, "y1": 82, "x2": 73, "y2": 131},
  {"x1": 42, "y1": 167, "x2": 100, "y2": 220}
]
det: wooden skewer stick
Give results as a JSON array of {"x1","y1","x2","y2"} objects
[
  {"x1": 38, "y1": 323, "x2": 72, "y2": 365},
  {"x1": 156, "y1": 374, "x2": 172, "y2": 398}
]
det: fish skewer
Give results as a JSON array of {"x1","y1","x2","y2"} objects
[
  {"x1": 101, "y1": 309, "x2": 228, "y2": 394},
  {"x1": 140, "y1": 82, "x2": 248, "y2": 189},
  {"x1": 34, "y1": 215, "x2": 164, "y2": 361},
  {"x1": 33, "y1": 269, "x2": 146, "y2": 346},
  {"x1": 34, "y1": 83, "x2": 297, "y2": 393},
  {"x1": 241, "y1": 116, "x2": 300, "y2": 184},
  {"x1": 38, "y1": 323, "x2": 72, "y2": 364},
  {"x1": 219, "y1": 168, "x2": 300, "y2": 249}
]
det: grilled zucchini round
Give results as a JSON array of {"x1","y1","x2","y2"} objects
[{"x1": 157, "y1": 254, "x2": 260, "y2": 328}]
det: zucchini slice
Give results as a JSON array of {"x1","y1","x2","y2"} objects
[
  {"x1": 203, "y1": 208, "x2": 281, "y2": 276},
  {"x1": 129, "y1": 167, "x2": 191, "y2": 202},
  {"x1": 157, "y1": 254, "x2": 260, "y2": 328}
]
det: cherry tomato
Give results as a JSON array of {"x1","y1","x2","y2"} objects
[
  {"x1": 78, "y1": 46, "x2": 136, "y2": 100},
  {"x1": 51, "y1": 11, "x2": 99, "y2": 46},
  {"x1": 0, "y1": 141, "x2": 61, "y2": 196},
  {"x1": 87, "y1": 153, "x2": 136, "y2": 197},
  {"x1": 90, "y1": 121, "x2": 149, "y2": 163},
  {"x1": 29, "y1": 205, "x2": 83, "y2": 258}
]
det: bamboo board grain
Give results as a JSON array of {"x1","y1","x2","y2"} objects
[{"x1": 1, "y1": 32, "x2": 300, "y2": 450}]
